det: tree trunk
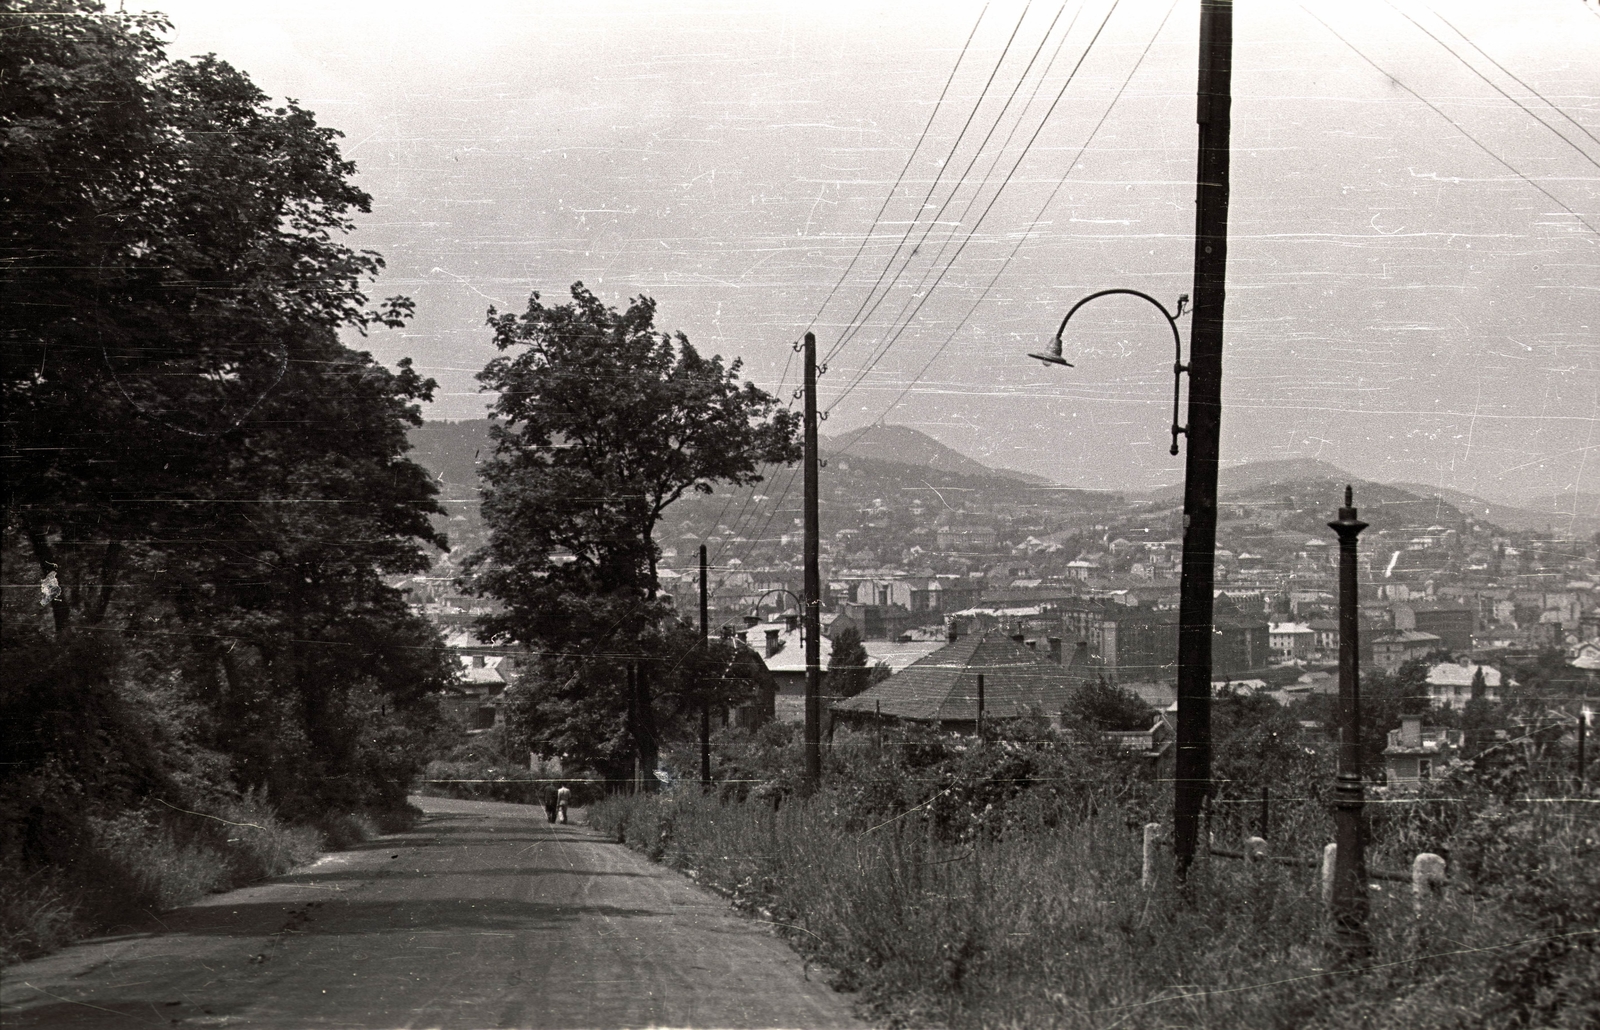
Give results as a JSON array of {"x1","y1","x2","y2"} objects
[
  {"x1": 21, "y1": 518, "x2": 71, "y2": 635},
  {"x1": 636, "y1": 660, "x2": 660, "y2": 793}
]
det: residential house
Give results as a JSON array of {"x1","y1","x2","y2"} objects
[
  {"x1": 1382, "y1": 713, "x2": 1463, "y2": 787},
  {"x1": 1268, "y1": 621, "x2": 1315, "y2": 661},
  {"x1": 1371, "y1": 630, "x2": 1442, "y2": 672},
  {"x1": 1424, "y1": 658, "x2": 1503, "y2": 710},
  {"x1": 831, "y1": 631, "x2": 1081, "y2": 733}
]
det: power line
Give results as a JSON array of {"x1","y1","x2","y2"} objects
[
  {"x1": 828, "y1": 3, "x2": 1076, "y2": 364},
  {"x1": 804, "y1": 4, "x2": 992, "y2": 338},
  {"x1": 1428, "y1": 6, "x2": 1600, "y2": 152},
  {"x1": 846, "y1": 4, "x2": 1087, "y2": 388},
  {"x1": 1386, "y1": 2, "x2": 1600, "y2": 172},
  {"x1": 822, "y1": 2, "x2": 1037, "y2": 367},
  {"x1": 835, "y1": 0, "x2": 1179, "y2": 438},
  {"x1": 1301, "y1": 5, "x2": 1600, "y2": 240},
  {"x1": 826, "y1": 0, "x2": 1126, "y2": 418}
]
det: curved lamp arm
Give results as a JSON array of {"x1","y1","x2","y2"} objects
[
  {"x1": 1028, "y1": 288, "x2": 1191, "y2": 455},
  {"x1": 750, "y1": 588, "x2": 809, "y2": 644}
]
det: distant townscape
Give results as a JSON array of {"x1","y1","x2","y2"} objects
[{"x1": 405, "y1": 419, "x2": 1600, "y2": 740}]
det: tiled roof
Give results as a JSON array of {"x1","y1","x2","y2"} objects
[{"x1": 832, "y1": 631, "x2": 1077, "y2": 722}]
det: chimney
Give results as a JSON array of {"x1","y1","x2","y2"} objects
[
  {"x1": 744, "y1": 614, "x2": 760, "y2": 629},
  {"x1": 765, "y1": 628, "x2": 781, "y2": 657},
  {"x1": 473, "y1": 655, "x2": 486, "y2": 668},
  {"x1": 786, "y1": 612, "x2": 799, "y2": 633},
  {"x1": 1401, "y1": 714, "x2": 1422, "y2": 749},
  {"x1": 1049, "y1": 636, "x2": 1063, "y2": 664},
  {"x1": 1011, "y1": 633, "x2": 1026, "y2": 645},
  {"x1": 947, "y1": 616, "x2": 965, "y2": 643}
]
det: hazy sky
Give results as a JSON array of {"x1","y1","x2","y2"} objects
[{"x1": 133, "y1": 0, "x2": 1598, "y2": 508}]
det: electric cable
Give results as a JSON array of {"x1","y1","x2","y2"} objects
[
  {"x1": 825, "y1": 0, "x2": 1126, "y2": 418},
  {"x1": 829, "y1": 2, "x2": 1076, "y2": 363},
  {"x1": 848, "y1": 3, "x2": 1086, "y2": 386},
  {"x1": 1387, "y1": 2, "x2": 1600, "y2": 171},
  {"x1": 1302, "y1": 5, "x2": 1600, "y2": 239},
  {"x1": 822, "y1": 2, "x2": 1037, "y2": 366},
  {"x1": 831, "y1": 0, "x2": 1177, "y2": 441},
  {"x1": 804, "y1": 4, "x2": 992, "y2": 338}
]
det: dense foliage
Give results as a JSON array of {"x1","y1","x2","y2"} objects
[
  {"x1": 2, "y1": 1, "x2": 451, "y2": 957},
  {"x1": 600, "y1": 717, "x2": 1597, "y2": 1030},
  {"x1": 469, "y1": 283, "x2": 800, "y2": 780}
]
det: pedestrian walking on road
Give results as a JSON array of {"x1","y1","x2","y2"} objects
[
  {"x1": 557, "y1": 784, "x2": 571, "y2": 824},
  {"x1": 544, "y1": 785, "x2": 558, "y2": 824}
]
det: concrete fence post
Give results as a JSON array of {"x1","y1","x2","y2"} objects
[
  {"x1": 1143, "y1": 822, "x2": 1163, "y2": 889},
  {"x1": 1322, "y1": 842, "x2": 1337, "y2": 909},
  {"x1": 1412, "y1": 852, "x2": 1447, "y2": 914}
]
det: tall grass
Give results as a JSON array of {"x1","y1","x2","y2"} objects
[
  {"x1": 591, "y1": 787, "x2": 1597, "y2": 1029},
  {"x1": 0, "y1": 792, "x2": 415, "y2": 966}
]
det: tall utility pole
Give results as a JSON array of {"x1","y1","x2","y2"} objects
[
  {"x1": 802, "y1": 331, "x2": 822, "y2": 788},
  {"x1": 1329, "y1": 485, "x2": 1369, "y2": 959},
  {"x1": 700, "y1": 543, "x2": 711, "y2": 791},
  {"x1": 1173, "y1": 0, "x2": 1233, "y2": 878}
]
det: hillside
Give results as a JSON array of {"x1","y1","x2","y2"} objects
[
  {"x1": 1394, "y1": 483, "x2": 1600, "y2": 537},
  {"x1": 822, "y1": 423, "x2": 1048, "y2": 485}
]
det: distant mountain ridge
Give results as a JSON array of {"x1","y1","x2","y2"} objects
[
  {"x1": 821, "y1": 423, "x2": 1049, "y2": 485},
  {"x1": 409, "y1": 419, "x2": 1597, "y2": 537}
]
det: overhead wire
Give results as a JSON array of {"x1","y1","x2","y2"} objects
[
  {"x1": 1300, "y1": 5, "x2": 1600, "y2": 240},
  {"x1": 833, "y1": 0, "x2": 1179, "y2": 438},
  {"x1": 803, "y1": 3, "x2": 992, "y2": 338},
  {"x1": 848, "y1": 2, "x2": 1086, "y2": 387},
  {"x1": 828, "y1": 2, "x2": 1076, "y2": 363},
  {"x1": 821, "y1": 2, "x2": 1037, "y2": 367},
  {"x1": 824, "y1": 0, "x2": 1126, "y2": 419},
  {"x1": 715, "y1": 7, "x2": 1032, "y2": 574},
  {"x1": 1386, "y1": 2, "x2": 1600, "y2": 172},
  {"x1": 1428, "y1": 6, "x2": 1600, "y2": 152}
]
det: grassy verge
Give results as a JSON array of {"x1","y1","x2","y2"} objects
[
  {"x1": 590, "y1": 786, "x2": 1596, "y2": 1029},
  {"x1": 0, "y1": 794, "x2": 417, "y2": 967}
]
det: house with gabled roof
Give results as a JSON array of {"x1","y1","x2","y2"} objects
[{"x1": 830, "y1": 630, "x2": 1083, "y2": 732}]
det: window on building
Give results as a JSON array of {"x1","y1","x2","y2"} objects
[{"x1": 1418, "y1": 758, "x2": 1431, "y2": 780}]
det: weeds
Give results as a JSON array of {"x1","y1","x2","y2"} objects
[
  {"x1": 0, "y1": 792, "x2": 413, "y2": 967},
  {"x1": 594, "y1": 727, "x2": 1598, "y2": 1029}
]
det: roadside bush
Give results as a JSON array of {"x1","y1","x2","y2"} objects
[{"x1": 596, "y1": 725, "x2": 1599, "y2": 1029}]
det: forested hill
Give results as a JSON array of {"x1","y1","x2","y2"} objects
[{"x1": 408, "y1": 419, "x2": 1116, "y2": 514}]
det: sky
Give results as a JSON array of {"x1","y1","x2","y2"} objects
[{"x1": 132, "y1": 0, "x2": 1599, "y2": 512}]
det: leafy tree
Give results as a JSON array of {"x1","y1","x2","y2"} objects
[
  {"x1": 2, "y1": 1, "x2": 449, "y2": 820},
  {"x1": 471, "y1": 283, "x2": 800, "y2": 779},
  {"x1": 505, "y1": 627, "x2": 766, "y2": 782},
  {"x1": 1064, "y1": 676, "x2": 1154, "y2": 732},
  {"x1": 825, "y1": 625, "x2": 873, "y2": 699}
]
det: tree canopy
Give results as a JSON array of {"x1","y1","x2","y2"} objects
[
  {"x1": 469, "y1": 283, "x2": 800, "y2": 777},
  {"x1": 2, "y1": 2, "x2": 450, "y2": 828}
]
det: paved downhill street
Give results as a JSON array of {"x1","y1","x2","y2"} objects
[{"x1": 0, "y1": 797, "x2": 865, "y2": 1029}]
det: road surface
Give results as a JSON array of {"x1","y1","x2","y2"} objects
[{"x1": 1, "y1": 796, "x2": 866, "y2": 1029}]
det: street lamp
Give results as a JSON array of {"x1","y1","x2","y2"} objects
[
  {"x1": 750, "y1": 588, "x2": 807, "y2": 641},
  {"x1": 1028, "y1": 288, "x2": 1190, "y2": 455},
  {"x1": 1030, "y1": 286, "x2": 1219, "y2": 880}
]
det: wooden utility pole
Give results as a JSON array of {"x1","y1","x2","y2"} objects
[
  {"x1": 1173, "y1": 0, "x2": 1233, "y2": 879},
  {"x1": 803, "y1": 331, "x2": 822, "y2": 788},
  {"x1": 1329, "y1": 485, "x2": 1369, "y2": 959},
  {"x1": 700, "y1": 543, "x2": 711, "y2": 791}
]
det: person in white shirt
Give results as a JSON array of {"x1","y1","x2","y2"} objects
[{"x1": 556, "y1": 784, "x2": 571, "y2": 824}]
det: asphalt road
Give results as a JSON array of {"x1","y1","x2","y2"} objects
[{"x1": 0, "y1": 796, "x2": 866, "y2": 1029}]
